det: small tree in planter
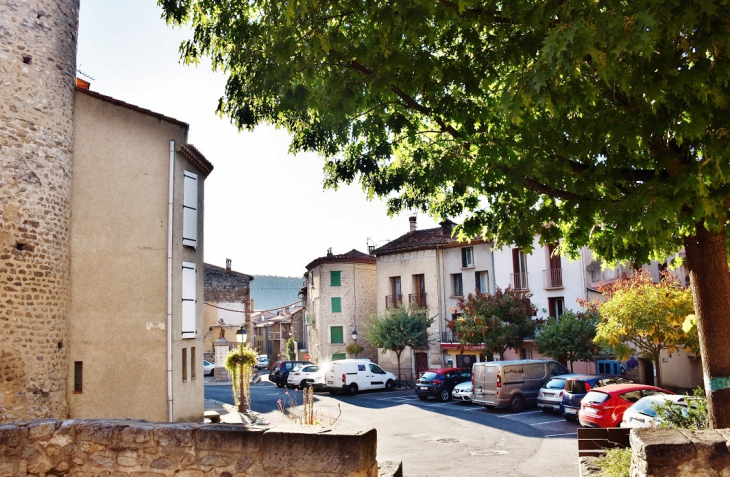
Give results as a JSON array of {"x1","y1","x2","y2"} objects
[
  {"x1": 225, "y1": 344, "x2": 258, "y2": 413},
  {"x1": 286, "y1": 336, "x2": 296, "y2": 360},
  {"x1": 346, "y1": 342, "x2": 364, "y2": 358}
]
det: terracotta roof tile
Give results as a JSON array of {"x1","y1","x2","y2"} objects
[
  {"x1": 305, "y1": 249, "x2": 375, "y2": 270},
  {"x1": 372, "y1": 226, "x2": 457, "y2": 255}
]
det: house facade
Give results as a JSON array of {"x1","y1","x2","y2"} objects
[
  {"x1": 67, "y1": 83, "x2": 213, "y2": 422},
  {"x1": 304, "y1": 249, "x2": 377, "y2": 364}
]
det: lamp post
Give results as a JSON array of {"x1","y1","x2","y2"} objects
[
  {"x1": 235, "y1": 326, "x2": 248, "y2": 412},
  {"x1": 351, "y1": 328, "x2": 358, "y2": 342}
]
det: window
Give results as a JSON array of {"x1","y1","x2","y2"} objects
[
  {"x1": 549, "y1": 362, "x2": 569, "y2": 375},
  {"x1": 330, "y1": 326, "x2": 344, "y2": 344},
  {"x1": 512, "y1": 248, "x2": 528, "y2": 289},
  {"x1": 370, "y1": 364, "x2": 386, "y2": 374},
  {"x1": 521, "y1": 348, "x2": 532, "y2": 359},
  {"x1": 332, "y1": 353, "x2": 346, "y2": 361},
  {"x1": 452, "y1": 273, "x2": 463, "y2": 296},
  {"x1": 182, "y1": 171, "x2": 198, "y2": 249},
  {"x1": 548, "y1": 297, "x2": 565, "y2": 318},
  {"x1": 191, "y1": 347, "x2": 196, "y2": 379},
  {"x1": 182, "y1": 262, "x2": 197, "y2": 339},
  {"x1": 74, "y1": 361, "x2": 83, "y2": 393},
  {"x1": 461, "y1": 247, "x2": 474, "y2": 268},
  {"x1": 330, "y1": 271, "x2": 341, "y2": 287},
  {"x1": 331, "y1": 297, "x2": 342, "y2": 313},
  {"x1": 475, "y1": 271, "x2": 489, "y2": 294},
  {"x1": 388, "y1": 276, "x2": 402, "y2": 308},
  {"x1": 182, "y1": 348, "x2": 188, "y2": 381}
]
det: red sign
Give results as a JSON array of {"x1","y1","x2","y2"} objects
[
  {"x1": 304, "y1": 354, "x2": 311, "y2": 360},
  {"x1": 440, "y1": 343, "x2": 485, "y2": 351}
]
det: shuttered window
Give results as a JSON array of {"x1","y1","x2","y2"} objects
[
  {"x1": 330, "y1": 271, "x2": 341, "y2": 286},
  {"x1": 332, "y1": 353, "x2": 346, "y2": 361},
  {"x1": 331, "y1": 297, "x2": 342, "y2": 313},
  {"x1": 182, "y1": 262, "x2": 197, "y2": 339},
  {"x1": 182, "y1": 171, "x2": 198, "y2": 249},
  {"x1": 330, "y1": 326, "x2": 344, "y2": 344}
]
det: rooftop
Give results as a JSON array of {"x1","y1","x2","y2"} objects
[{"x1": 305, "y1": 249, "x2": 375, "y2": 271}]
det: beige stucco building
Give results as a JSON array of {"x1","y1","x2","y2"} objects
[
  {"x1": 304, "y1": 249, "x2": 377, "y2": 364},
  {"x1": 67, "y1": 83, "x2": 213, "y2": 422}
]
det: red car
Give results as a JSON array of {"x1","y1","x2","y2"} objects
[{"x1": 578, "y1": 383, "x2": 674, "y2": 428}]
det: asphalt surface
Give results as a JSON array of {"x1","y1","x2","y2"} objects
[{"x1": 205, "y1": 375, "x2": 581, "y2": 477}]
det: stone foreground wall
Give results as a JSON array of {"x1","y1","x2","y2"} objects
[
  {"x1": 630, "y1": 428, "x2": 730, "y2": 477},
  {"x1": 0, "y1": 419, "x2": 379, "y2": 476},
  {"x1": 0, "y1": 0, "x2": 79, "y2": 422}
]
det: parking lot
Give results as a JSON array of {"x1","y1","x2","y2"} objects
[{"x1": 206, "y1": 380, "x2": 581, "y2": 477}]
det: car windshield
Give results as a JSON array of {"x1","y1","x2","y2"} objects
[
  {"x1": 584, "y1": 391, "x2": 611, "y2": 404},
  {"x1": 631, "y1": 398, "x2": 664, "y2": 417},
  {"x1": 545, "y1": 378, "x2": 567, "y2": 390},
  {"x1": 421, "y1": 372, "x2": 440, "y2": 380}
]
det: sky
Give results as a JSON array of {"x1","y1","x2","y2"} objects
[{"x1": 76, "y1": 0, "x2": 439, "y2": 277}]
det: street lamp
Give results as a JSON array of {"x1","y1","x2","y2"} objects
[
  {"x1": 236, "y1": 327, "x2": 247, "y2": 344},
  {"x1": 351, "y1": 328, "x2": 358, "y2": 342},
  {"x1": 235, "y1": 326, "x2": 247, "y2": 412}
]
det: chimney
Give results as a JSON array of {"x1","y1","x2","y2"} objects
[
  {"x1": 440, "y1": 220, "x2": 453, "y2": 236},
  {"x1": 75, "y1": 78, "x2": 90, "y2": 90},
  {"x1": 327, "y1": 247, "x2": 333, "y2": 257},
  {"x1": 409, "y1": 216, "x2": 417, "y2": 232},
  {"x1": 225, "y1": 258, "x2": 232, "y2": 273}
]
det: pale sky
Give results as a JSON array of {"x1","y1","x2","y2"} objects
[{"x1": 76, "y1": 0, "x2": 439, "y2": 277}]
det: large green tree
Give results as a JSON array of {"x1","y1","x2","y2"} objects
[
  {"x1": 161, "y1": 0, "x2": 730, "y2": 427},
  {"x1": 364, "y1": 306, "x2": 433, "y2": 384},
  {"x1": 452, "y1": 287, "x2": 537, "y2": 359},
  {"x1": 535, "y1": 311, "x2": 601, "y2": 371}
]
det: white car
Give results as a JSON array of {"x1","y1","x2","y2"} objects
[
  {"x1": 287, "y1": 364, "x2": 325, "y2": 389},
  {"x1": 256, "y1": 355, "x2": 270, "y2": 370},
  {"x1": 452, "y1": 380, "x2": 473, "y2": 402},
  {"x1": 203, "y1": 360, "x2": 215, "y2": 376},
  {"x1": 620, "y1": 394, "x2": 692, "y2": 428}
]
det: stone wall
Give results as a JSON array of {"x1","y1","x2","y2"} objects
[
  {"x1": 0, "y1": 419, "x2": 379, "y2": 476},
  {"x1": 630, "y1": 428, "x2": 730, "y2": 477},
  {"x1": 0, "y1": 0, "x2": 79, "y2": 422}
]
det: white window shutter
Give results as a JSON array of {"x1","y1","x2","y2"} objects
[
  {"x1": 182, "y1": 262, "x2": 197, "y2": 339},
  {"x1": 183, "y1": 171, "x2": 198, "y2": 249}
]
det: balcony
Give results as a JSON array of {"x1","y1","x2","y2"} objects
[
  {"x1": 408, "y1": 293, "x2": 427, "y2": 309},
  {"x1": 441, "y1": 332, "x2": 457, "y2": 343},
  {"x1": 510, "y1": 272, "x2": 529, "y2": 290},
  {"x1": 267, "y1": 332, "x2": 281, "y2": 340},
  {"x1": 543, "y1": 268, "x2": 564, "y2": 289},
  {"x1": 385, "y1": 294, "x2": 403, "y2": 309}
]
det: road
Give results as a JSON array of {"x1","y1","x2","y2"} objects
[{"x1": 205, "y1": 379, "x2": 581, "y2": 477}]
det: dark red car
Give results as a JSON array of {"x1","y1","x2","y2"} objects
[{"x1": 578, "y1": 383, "x2": 674, "y2": 428}]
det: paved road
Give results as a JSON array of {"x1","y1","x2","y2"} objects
[{"x1": 205, "y1": 381, "x2": 581, "y2": 477}]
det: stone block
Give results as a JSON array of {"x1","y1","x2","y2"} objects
[
  {"x1": 680, "y1": 429, "x2": 730, "y2": 472},
  {"x1": 378, "y1": 460, "x2": 403, "y2": 477},
  {"x1": 194, "y1": 423, "x2": 264, "y2": 453},
  {"x1": 28, "y1": 419, "x2": 58, "y2": 439},
  {"x1": 632, "y1": 428, "x2": 696, "y2": 468}
]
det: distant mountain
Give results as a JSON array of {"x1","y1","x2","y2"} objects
[{"x1": 250, "y1": 275, "x2": 304, "y2": 311}]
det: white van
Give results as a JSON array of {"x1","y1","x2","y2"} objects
[{"x1": 325, "y1": 359, "x2": 397, "y2": 394}]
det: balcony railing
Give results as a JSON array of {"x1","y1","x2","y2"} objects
[
  {"x1": 385, "y1": 294, "x2": 403, "y2": 309},
  {"x1": 543, "y1": 268, "x2": 564, "y2": 289},
  {"x1": 267, "y1": 332, "x2": 281, "y2": 340},
  {"x1": 441, "y1": 332, "x2": 457, "y2": 343},
  {"x1": 510, "y1": 272, "x2": 529, "y2": 290},
  {"x1": 409, "y1": 293, "x2": 427, "y2": 309}
]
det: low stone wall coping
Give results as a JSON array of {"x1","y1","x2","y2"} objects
[{"x1": 631, "y1": 428, "x2": 730, "y2": 477}]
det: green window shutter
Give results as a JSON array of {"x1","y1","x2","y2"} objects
[
  {"x1": 331, "y1": 297, "x2": 342, "y2": 313},
  {"x1": 330, "y1": 271, "x2": 341, "y2": 286},
  {"x1": 332, "y1": 353, "x2": 346, "y2": 361},
  {"x1": 330, "y1": 326, "x2": 344, "y2": 344}
]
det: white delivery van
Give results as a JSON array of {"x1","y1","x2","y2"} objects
[{"x1": 325, "y1": 359, "x2": 397, "y2": 394}]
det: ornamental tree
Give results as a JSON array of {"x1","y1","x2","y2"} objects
[
  {"x1": 452, "y1": 287, "x2": 537, "y2": 359},
  {"x1": 587, "y1": 269, "x2": 697, "y2": 388},
  {"x1": 364, "y1": 306, "x2": 433, "y2": 383},
  {"x1": 535, "y1": 311, "x2": 601, "y2": 371},
  {"x1": 161, "y1": 0, "x2": 730, "y2": 427}
]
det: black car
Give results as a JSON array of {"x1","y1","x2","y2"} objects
[
  {"x1": 415, "y1": 367, "x2": 472, "y2": 402},
  {"x1": 561, "y1": 374, "x2": 634, "y2": 420},
  {"x1": 269, "y1": 360, "x2": 313, "y2": 387}
]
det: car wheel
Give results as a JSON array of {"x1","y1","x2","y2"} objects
[
  {"x1": 276, "y1": 382, "x2": 284, "y2": 388},
  {"x1": 564, "y1": 414, "x2": 577, "y2": 422},
  {"x1": 418, "y1": 396, "x2": 429, "y2": 401},
  {"x1": 348, "y1": 383, "x2": 358, "y2": 395},
  {"x1": 385, "y1": 379, "x2": 395, "y2": 391},
  {"x1": 439, "y1": 388, "x2": 451, "y2": 402},
  {"x1": 300, "y1": 380, "x2": 308, "y2": 389},
  {"x1": 541, "y1": 408, "x2": 551, "y2": 414},
  {"x1": 329, "y1": 390, "x2": 339, "y2": 395},
  {"x1": 509, "y1": 394, "x2": 525, "y2": 413}
]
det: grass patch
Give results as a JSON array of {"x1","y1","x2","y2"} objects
[{"x1": 594, "y1": 448, "x2": 632, "y2": 477}]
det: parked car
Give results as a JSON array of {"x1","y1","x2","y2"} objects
[
  {"x1": 561, "y1": 375, "x2": 635, "y2": 421},
  {"x1": 269, "y1": 360, "x2": 313, "y2": 387},
  {"x1": 287, "y1": 364, "x2": 325, "y2": 390},
  {"x1": 452, "y1": 380, "x2": 473, "y2": 402},
  {"x1": 578, "y1": 383, "x2": 673, "y2": 428},
  {"x1": 256, "y1": 355, "x2": 269, "y2": 370},
  {"x1": 203, "y1": 360, "x2": 215, "y2": 376},
  {"x1": 620, "y1": 394, "x2": 703, "y2": 428},
  {"x1": 472, "y1": 359, "x2": 570, "y2": 412},
  {"x1": 416, "y1": 367, "x2": 472, "y2": 402},
  {"x1": 325, "y1": 359, "x2": 397, "y2": 394},
  {"x1": 537, "y1": 374, "x2": 582, "y2": 412}
]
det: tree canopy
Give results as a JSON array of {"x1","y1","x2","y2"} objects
[
  {"x1": 452, "y1": 287, "x2": 537, "y2": 359},
  {"x1": 535, "y1": 311, "x2": 601, "y2": 371},
  {"x1": 160, "y1": 0, "x2": 730, "y2": 426}
]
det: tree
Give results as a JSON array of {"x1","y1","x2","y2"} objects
[
  {"x1": 286, "y1": 336, "x2": 296, "y2": 360},
  {"x1": 452, "y1": 287, "x2": 537, "y2": 360},
  {"x1": 535, "y1": 311, "x2": 601, "y2": 371},
  {"x1": 588, "y1": 270, "x2": 697, "y2": 388},
  {"x1": 161, "y1": 0, "x2": 730, "y2": 427},
  {"x1": 345, "y1": 342, "x2": 364, "y2": 358},
  {"x1": 364, "y1": 306, "x2": 433, "y2": 384}
]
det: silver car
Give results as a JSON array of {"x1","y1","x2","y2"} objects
[
  {"x1": 452, "y1": 381, "x2": 473, "y2": 402},
  {"x1": 537, "y1": 374, "x2": 582, "y2": 412}
]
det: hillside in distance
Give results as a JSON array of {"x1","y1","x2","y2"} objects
[{"x1": 250, "y1": 275, "x2": 304, "y2": 311}]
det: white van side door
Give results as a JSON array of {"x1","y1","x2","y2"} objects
[
  {"x1": 369, "y1": 363, "x2": 389, "y2": 389},
  {"x1": 354, "y1": 362, "x2": 371, "y2": 390}
]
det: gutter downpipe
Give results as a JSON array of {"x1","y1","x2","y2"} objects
[
  {"x1": 491, "y1": 243, "x2": 497, "y2": 295},
  {"x1": 166, "y1": 140, "x2": 175, "y2": 422},
  {"x1": 436, "y1": 246, "x2": 444, "y2": 367}
]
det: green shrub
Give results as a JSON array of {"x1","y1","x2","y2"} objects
[
  {"x1": 595, "y1": 448, "x2": 632, "y2": 477},
  {"x1": 653, "y1": 387, "x2": 709, "y2": 430}
]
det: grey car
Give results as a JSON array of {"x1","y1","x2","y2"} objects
[{"x1": 537, "y1": 374, "x2": 582, "y2": 412}]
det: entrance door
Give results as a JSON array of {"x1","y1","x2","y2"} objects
[{"x1": 414, "y1": 352, "x2": 428, "y2": 379}]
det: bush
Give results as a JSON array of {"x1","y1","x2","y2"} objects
[
  {"x1": 653, "y1": 387, "x2": 709, "y2": 430},
  {"x1": 594, "y1": 448, "x2": 632, "y2": 477}
]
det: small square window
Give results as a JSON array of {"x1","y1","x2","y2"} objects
[
  {"x1": 330, "y1": 271, "x2": 341, "y2": 287},
  {"x1": 330, "y1": 326, "x2": 344, "y2": 344},
  {"x1": 452, "y1": 274, "x2": 463, "y2": 297},
  {"x1": 331, "y1": 297, "x2": 342, "y2": 313},
  {"x1": 461, "y1": 247, "x2": 474, "y2": 268}
]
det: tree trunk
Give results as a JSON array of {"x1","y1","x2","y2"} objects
[
  {"x1": 395, "y1": 349, "x2": 402, "y2": 387},
  {"x1": 684, "y1": 223, "x2": 730, "y2": 429},
  {"x1": 653, "y1": 351, "x2": 662, "y2": 388}
]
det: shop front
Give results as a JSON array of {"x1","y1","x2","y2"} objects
[{"x1": 441, "y1": 343, "x2": 485, "y2": 369}]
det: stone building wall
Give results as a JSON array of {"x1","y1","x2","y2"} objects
[
  {"x1": 0, "y1": 419, "x2": 379, "y2": 477},
  {"x1": 0, "y1": 0, "x2": 79, "y2": 422}
]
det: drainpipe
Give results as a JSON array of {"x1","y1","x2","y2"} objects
[
  {"x1": 436, "y1": 246, "x2": 444, "y2": 367},
  {"x1": 490, "y1": 243, "x2": 497, "y2": 294},
  {"x1": 166, "y1": 140, "x2": 175, "y2": 422}
]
